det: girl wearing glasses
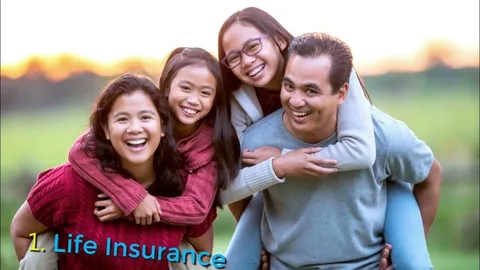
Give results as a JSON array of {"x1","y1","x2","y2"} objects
[{"x1": 218, "y1": 6, "x2": 434, "y2": 270}]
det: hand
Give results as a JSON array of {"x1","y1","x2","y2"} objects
[
  {"x1": 272, "y1": 147, "x2": 338, "y2": 178},
  {"x1": 242, "y1": 146, "x2": 282, "y2": 165},
  {"x1": 259, "y1": 249, "x2": 269, "y2": 270},
  {"x1": 379, "y1": 243, "x2": 393, "y2": 270},
  {"x1": 93, "y1": 194, "x2": 123, "y2": 222},
  {"x1": 132, "y1": 194, "x2": 162, "y2": 225}
]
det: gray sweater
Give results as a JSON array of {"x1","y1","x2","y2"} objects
[
  {"x1": 241, "y1": 107, "x2": 434, "y2": 269},
  {"x1": 220, "y1": 69, "x2": 376, "y2": 205}
]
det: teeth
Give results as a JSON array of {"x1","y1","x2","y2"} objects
[
  {"x1": 248, "y1": 64, "x2": 265, "y2": 77},
  {"x1": 293, "y1": 111, "x2": 311, "y2": 117},
  {"x1": 182, "y1": 107, "x2": 199, "y2": 115},
  {"x1": 127, "y1": 139, "x2": 146, "y2": 145}
]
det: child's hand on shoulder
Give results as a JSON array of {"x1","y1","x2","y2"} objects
[{"x1": 242, "y1": 146, "x2": 281, "y2": 165}]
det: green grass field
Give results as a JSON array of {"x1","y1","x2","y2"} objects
[{"x1": 1, "y1": 92, "x2": 479, "y2": 269}]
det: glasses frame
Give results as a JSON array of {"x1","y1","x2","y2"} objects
[{"x1": 221, "y1": 34, "x2": 269, "y2": 69}]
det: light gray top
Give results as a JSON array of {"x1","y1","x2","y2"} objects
[{"x1": 241, "y1": 107, "x2": 434, "y2": 269}]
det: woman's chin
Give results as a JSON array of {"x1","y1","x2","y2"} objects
[{"x1": 121, "y1": 154, "x2": 153, "y2": 167}]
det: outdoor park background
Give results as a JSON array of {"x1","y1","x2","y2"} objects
[{"x1": 1, "y1": 0, "x2": 479, "y2": 269}]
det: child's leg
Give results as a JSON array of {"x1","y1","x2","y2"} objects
[
  {"x1": 224, "y1": 193, "x2": 264, "y2": 270},
  {"x1": 19, "y1": 231, "x2": 58, "y2": 270},
  {"x1": 385, "y1": 181, "x2": 434, "y2": 269},
  {"x1": 169, "y1": 239, "x2": 210, "y2": 270}
]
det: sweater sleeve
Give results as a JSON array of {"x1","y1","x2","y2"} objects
[
  {"x1": 281, "y1": 68, "x2": 376, "y2": 171},
  {"x1": 220, "y1": 157, "x2": 285, "y2": 205},
  {"x1": 27, "y1": 165, "x2": 75, "y2": 228},
  {"x1": 155, "y1": 161, "x2": 218, "y2": 226},
  {"x1": 68, "y1": 130, "x2": 148, "y2": 216}
]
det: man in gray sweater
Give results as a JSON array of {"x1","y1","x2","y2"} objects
[{"x1": 241, "y1": 32, "x2": 442, "y2": 269}]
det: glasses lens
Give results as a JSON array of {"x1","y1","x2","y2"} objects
[
  {"x1": 244, "y1": 39, "x2": 262, "y2": 55},
  {"x1": 226, "y1": 53, "x2": 241, "y2": 68}
]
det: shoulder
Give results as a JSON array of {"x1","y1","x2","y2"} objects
[
  {"x1": 371, "y1": 107, "x2": 428, "y2": 156},
  {"x1": 33, "y1": 163, "x2": 81, "y2": 192},
  {"x1": 371, "y1": 107, "x2": 403, "y2": 148},
  {"x1": 231, "y1": 84, "x2": 263, "y2": 121},
  {"x1": 244, "y1": 109, "x2": 283, "y2": 138},
  {"x1": 27, "y1": 163, "x2": 85, "y2": 221}
]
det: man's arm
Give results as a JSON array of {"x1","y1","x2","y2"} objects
[
  {"x1": 386, "y1": 117, "x2": 442, "y2": 235},
  {"x1": 413, "y1": 159, "x2": 442, "y2": 235}
]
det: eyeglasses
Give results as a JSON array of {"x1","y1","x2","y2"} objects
[{"x1": 221, "y1": 34, "x2": 269, "y2": 69}]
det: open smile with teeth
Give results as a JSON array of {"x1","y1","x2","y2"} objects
[
  {"x1": 181, "y1": 107, "x2": 200, "y2": 115},
  {"x1": 292, "y1": 110, "x2": 312, "y2": 117},
  {"x1": 247, "y1": 64, "x2": 265, "y2": 77},
  {"x1": 126, "y1": 139, "x2": 147, "y2": 148}
]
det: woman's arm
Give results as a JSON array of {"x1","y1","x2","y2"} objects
[
  {"x1": 413, "y1": 159, "x2": 442, "y2": 235},
  {"x1": 187, "y1": 227, "x2": 214, "y2": 255},
  {"x1": 11, "y1": 165, "x2": 73, "y2": 261},
  {"x1": 11, "y1": 202, "x2": 49, "y2": 261},
  {"x1": 184, "y1": 207, "x2": 217, "y2": 262},
  {"x1": 282, "y1": 69, "x2": 376, "y2": 171}
]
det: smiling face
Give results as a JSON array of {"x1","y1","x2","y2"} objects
[
  {"x1": 281, "y1": 54, "x2": 348, "y2": 143},
  {"x1": 167, "y1": 64, "x2": 216, "y2": 136},
  {"x1": 222, "y1": 22, "x2": 285, "y2": 90},
  {"x1": 104, "y1": 90, "x2": 164, "y2": 171}
]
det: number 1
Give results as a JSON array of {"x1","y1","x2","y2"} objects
[{"x1": 29, "y1": 232, "x2": 40, "y2": 251}]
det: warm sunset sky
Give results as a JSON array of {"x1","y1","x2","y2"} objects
[{"x1": 1, "y1": 0, "x2": 478, "y2": 80}]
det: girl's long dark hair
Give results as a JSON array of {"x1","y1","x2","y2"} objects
[
  {"x1": 85, "y1": 73, "x2": 183, "y2": 197},
  {"x1": 160, "y1": 48, "x2": 241, "y2": 206}
]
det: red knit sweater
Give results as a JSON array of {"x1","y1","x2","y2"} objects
[
  {"x1": 68, "y1": 123, "x2": 218, "y2": 225},
  {"x1": 27, "y1": 163, "x2": 212, "y2": 270}
]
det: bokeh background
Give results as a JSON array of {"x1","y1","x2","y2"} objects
[{"x1": 1, "y1": 0, "x2": 479, "y2": 269}]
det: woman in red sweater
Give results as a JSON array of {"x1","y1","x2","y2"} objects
[
  {"x1": 16, "y1": 47, "x2": 241, "y2": 269},
  {"x1": 10, "y1": 74, "x2": 214, "y2": 270}
]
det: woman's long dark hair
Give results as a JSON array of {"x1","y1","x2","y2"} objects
[
  {"x1": 217, "y1": 6, "x2": 371, "y2": 102},
  {"x1": 85, "y1": 73, "x2": 184, "y2": 197},
  {"x1": 160, "y1": 47, "x2": 241, "y2": 206}
]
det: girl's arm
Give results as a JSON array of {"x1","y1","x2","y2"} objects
[
  {"x1": 69, "y1": 136, "x2": 217, "y2": 225},
  {"x1": 68, "y1": 131, "x2": 148, "y2": 216},
  {"x1": 220, "y1": 158, "x2": 284, "y2": 205},
  {"x1": 151, "y1": 162, "x2": 218, "y2": 225},
  {"x1": 281, "y1": 69, "x2": 376, "y2": 171}
]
